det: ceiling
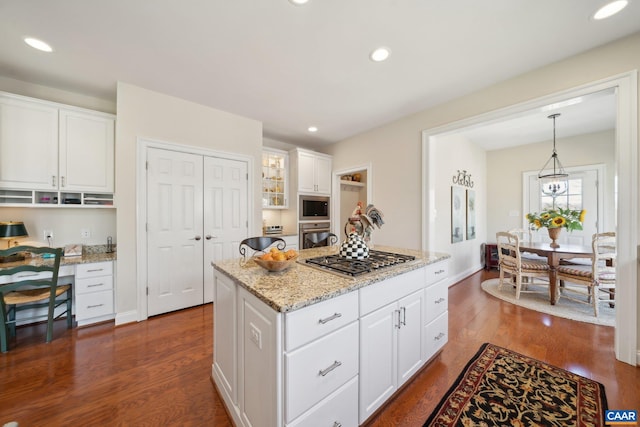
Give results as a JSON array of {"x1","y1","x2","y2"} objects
[{"x1": 0, "y1": 1, "x2": 638, "y2": 149}]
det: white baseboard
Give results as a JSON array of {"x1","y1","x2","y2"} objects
[
  {"x1": 448, "y1": 264, "x2": 483, "y2": 287},
  {"x1": 115, "y1": 310, "x2": 138, "y2": 326}
]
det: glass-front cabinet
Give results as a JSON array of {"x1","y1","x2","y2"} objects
[{"x1": 262, "y1": 148, "x2": 288, "y2": 209}]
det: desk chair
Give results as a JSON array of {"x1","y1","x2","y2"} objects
[
  {"x1": 496, "y1": 231, "x2": 549, "y2": 299},
  {"x1": 239, "y1": 237, "x2": 286, "y2": 259},
  {"x1": 556, "y1": 232, "x2": 616, "y2": 317},
  {"x1": 304, "y1": 232, "x2": 338, "y2": 248},
  {"x1": 0, "y1": 246, "x2": 73, "y2": 352}
]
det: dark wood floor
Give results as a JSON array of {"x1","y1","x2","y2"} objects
[{"x1": 1, "y1": 269, "x2": 638, "y2": 426}]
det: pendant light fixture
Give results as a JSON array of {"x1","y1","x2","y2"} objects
[{"x1": 538, "y1": 113, "x2": 568, "y2": 197}]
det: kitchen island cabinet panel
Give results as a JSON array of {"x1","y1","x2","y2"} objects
[
  {"x1": 212, "y1": 270, "x2": 238, "y2": 409},
  {"x1": 287, "y1": 376, "x2": 358, "y2": 427},
  {"x1": 285, "y1": 290, "x2": 357, "y2": 351},
  {"x1": 212, "y1": 246, "x2": 450, "y2": 427},
  {"x1": 238, "y1": 287, "x2": 280, "y2": 427},
  {"x1": 285, "y1": 321, "x2": 358, "y2": 423},
  {"x1": 423, "y1": 311, "x2": 448, "y2": 362}
]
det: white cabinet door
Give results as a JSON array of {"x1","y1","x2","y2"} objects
[
  {"x1": 397, "y1": 290, "x2": 424, "y2": 386},
  {"x1": 314, "y1": 155, "x2": 332, "y2": 194},
  {"x1": 0, "y1": 95, "x2": 58, "y2": 189},
  {"x1": 297, "y1": 151, "x2": 316, "y2": 194},
  {"x1": 59, "y1": 109, "x2": 114, "y2": 192},
  {"x1": 359, "y1": 301, "x2": 397, "y2": 423}
]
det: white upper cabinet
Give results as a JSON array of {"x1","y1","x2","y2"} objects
[
  {"x1": 0, "y1": 92, "x2": 115, "y2": 193},
  {"x1": 293, "y1": 148, "x2": 332, "y2": 195},
  {"x1": 0, "y1": 96, "x2": 59, "y2": 189},
  {"x1": 59, "y1": 109, "x2": 115, "y2": 192}
]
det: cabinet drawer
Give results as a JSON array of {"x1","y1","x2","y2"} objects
[
  {"x1": 285, "y1": 291, "x2": 358, "y2": 351},
  {"x1": 75, "y1": 261, "x2": 113, "y2": 279},
  {"x1": 76, "y1": 275, "x2": 113, "y2": 294},
  {"x1": 75, "y1": 289, "x2": 114, "y2": 320},
  {"x1": 423, "y1": 311, "x2": 448, "y2": 362},
  {"x1": 359, "y1": 267, "x2": 425, "y2": 316},
  {"x1": 424, "y1": 279, "x2": 448, "y2": 324},
  {"x1": 285, "y1": 322, "x2": 359, "y2": 423},
  {"x1": 425, "y1": 259, "x2": 449, "y2": 286},
  {"x1": 287, "y1": 376, "x2": 358, "y2": 427}
]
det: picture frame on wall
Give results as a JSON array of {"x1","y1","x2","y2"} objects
[
  {"x1": 451, "y1": 186, "x2": 465, "y2": 243},
  {"x1": 466, "y1": 189, "x2": 476, "y2": 240}
]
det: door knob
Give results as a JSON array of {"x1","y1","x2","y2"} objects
[
  {"x1": 191, "y1": 236, "x2": 202, "y2": 241},
  {"x1": 205, "y1": 235, "x2": 217, "y2": 240}
]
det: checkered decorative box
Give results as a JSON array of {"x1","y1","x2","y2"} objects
[{"x1": 339, "y1": 233, "x2": 369, "y2": 260}]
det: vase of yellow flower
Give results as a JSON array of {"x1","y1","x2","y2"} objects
[{"x1": 526, "y1": 208, "x2": 586, "y2": 248}]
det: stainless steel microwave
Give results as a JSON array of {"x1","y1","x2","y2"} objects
[{"x1": 299, "y1": 195, "x2": 330, "y2": 221}]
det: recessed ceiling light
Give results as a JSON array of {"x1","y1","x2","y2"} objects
[
  {"x1": 369, "y1": 47, "x2": 391, "y2": 62},
  {"x1": 289, "y1": 0, "x2": 309, "y2": 5},
  {"x1": 308, "y1": 126, "x2": 318, "y2": 133},
  {"x1": 24, "y1": 37, "x2": 53, "y2": 52},
  {"x1": 593, "y1": 0, "x2": 628, "y2": 19}
]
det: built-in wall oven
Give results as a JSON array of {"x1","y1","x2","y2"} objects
[{"x1": 299, "y1": 221, "x2": 332, "y2": 249}]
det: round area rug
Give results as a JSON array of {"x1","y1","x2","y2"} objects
[{"x1": 481, "y1": 278, "x2": 615, "y2": 327}]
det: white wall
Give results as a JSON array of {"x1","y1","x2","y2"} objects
[{"x1": 115, "y1": 82, "x2": 262, "y2": 321}]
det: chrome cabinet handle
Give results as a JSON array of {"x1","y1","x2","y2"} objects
[
  {"x1": 318, "y1": 312, "x2": 342, "y2": 324},
  {"x1": 434, "y1": 297, "x2": 446, "y2": 304},
  {"x1": 434, "y1": 332, "x2": 446, "y2": 341},
  {"x1": 87, "y1": 303, "x2": 104, "y2": 309},
  {"x1": 52, "y1": 175, "x2": 56, "y2": 187},
  {"x1": 87, "y1": 268, "x2": 104, "y2": 273},
  {"x1": 401, "y1": 306, "x2": 407, "y2": 326},
  {"x1": 318, "y1": 360, "x2": 342, "y2": 377},
  {"x1": 435, "y1": 269, "x2": 445, "y2": 275},
  {"x1": 333, "y1": 423, "x2": 342, "y2": 427},
  {"x1": 395, "y1": 309, "x2": 402, "y2": 329},
  {"x1": 87, "y1": 283, "x2": 105, "y2": 288},
  {"x1": 61, "y1": 176, "x2": 66, "y2": 187}
]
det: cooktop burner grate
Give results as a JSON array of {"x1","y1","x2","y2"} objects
[{"x1": 303, "y1": 250, "x2": 416, "y2": 277}]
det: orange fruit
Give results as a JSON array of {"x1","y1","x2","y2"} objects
[
  {"x1": 273, "y1": 252, "x2": 286, "y2": 261},
  {"x1": 260, "y1": 253, "x2": 273, "y2": 261},
  {"x1": 285, "y1": 249, "x2": 297, "y2": 259}
]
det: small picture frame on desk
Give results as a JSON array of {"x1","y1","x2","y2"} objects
[{"x1": 64, "y1": 244, "x2": 83, "y2": 257}]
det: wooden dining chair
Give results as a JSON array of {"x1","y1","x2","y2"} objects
[
  {"x1": 303, "y1": 232, "x2": 338, "y2": 248},
  {"x1": 0, "y1": 246, "x2": 73, "y2": 352},
  {"x1": 239, "y1": 236, "x2": 286, "y2": 259},
  {"x1": 496, "y1": 231, "x2": 549, "y2": 299},
  {"x1": 556, "y1": 232, "x2": 616, "y2": 317},
  {"x1": 508, "y1": 228, "x2": 547, "y2": 262}
]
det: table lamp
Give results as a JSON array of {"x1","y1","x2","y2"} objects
[{"x1": 0, "y1": 221, "x2": 29, "y2": 263}]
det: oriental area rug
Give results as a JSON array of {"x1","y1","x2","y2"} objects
[
  {"x1": 423, "y1": 343, "x2": 608, "y2": 427},
  {"x1": 481, "y1": 278, "x2": 615, "y2": 327}
]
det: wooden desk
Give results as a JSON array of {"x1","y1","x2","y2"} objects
[{"x1": 518, "y1": 242, "x2": 592, "y2": 305}]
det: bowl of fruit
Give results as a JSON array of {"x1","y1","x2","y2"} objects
[{"x1": 253, "y1": 248, "x2": 299, "y2": 272}]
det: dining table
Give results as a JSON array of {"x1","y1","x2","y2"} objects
[{"x1": 518, "y1": 241, "x2": 593, "y2": 305}]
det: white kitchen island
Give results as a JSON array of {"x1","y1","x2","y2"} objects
[{"x1": 212, "y1": 246, "x2": 450, "y2": 427}]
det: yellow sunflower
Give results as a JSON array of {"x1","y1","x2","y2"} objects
[
  {"x1": 579, "y1": 209, "x2": 586, "y2": 222},
  {"x1": 551, "y1": 216, "x2": 566, "y2": 227}
]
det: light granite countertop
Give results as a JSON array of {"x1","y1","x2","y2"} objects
[
  {"x1": 213, "y1": 245, "x2": 449, "y2": 313},
  {"x1": 0, "y1": 246, "x2": 116, "y2": 270}
]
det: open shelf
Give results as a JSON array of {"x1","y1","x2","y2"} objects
[{"x1": 0, "y1": 189, "x2": 114, "y2": 208}]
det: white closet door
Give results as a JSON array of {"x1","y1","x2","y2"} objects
[
  {"x1": 147, "y1": 148, "x2": 204, "y2": 316},
  {"x1": 203, "y1": 156, "x2": 248, "y2": 303}
]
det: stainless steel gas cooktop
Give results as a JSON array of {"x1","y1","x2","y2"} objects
[{"x1": 302, "y1": 250, "x2": 416, "y2": 277}]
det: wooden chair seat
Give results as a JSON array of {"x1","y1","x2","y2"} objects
[{"x1": 4, "y1": 284, "x2": 71, "y2": 305}]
